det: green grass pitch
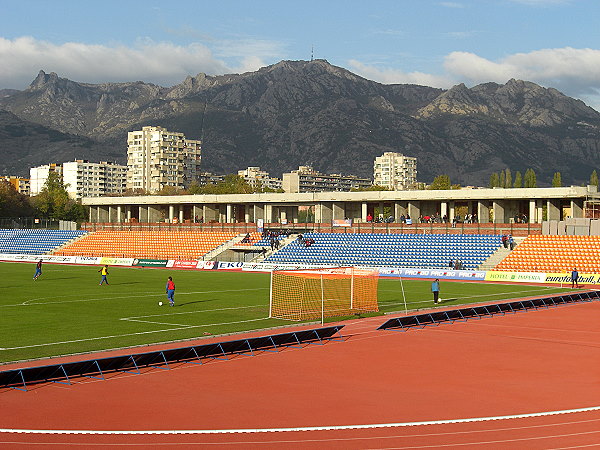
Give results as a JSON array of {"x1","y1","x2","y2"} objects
[{"x1": 0, "y1": 261, "x2": 574, "y2": 364}]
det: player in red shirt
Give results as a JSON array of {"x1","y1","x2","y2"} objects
[{"x1": 166, "y1": 276, "x2": 175, "y2": 306}]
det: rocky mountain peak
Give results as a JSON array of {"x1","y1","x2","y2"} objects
[{"x1": 30, "y1": 70, "x2": 60, "y2": 90}]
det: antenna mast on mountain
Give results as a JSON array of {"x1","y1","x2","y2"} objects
[{"x1": 311, "y1": 45, "x2": 314, "y2": 61}]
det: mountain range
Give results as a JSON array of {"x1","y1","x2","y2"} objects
[{"x1": 1, "y1": 59, "x2": 600, "y2": 186}]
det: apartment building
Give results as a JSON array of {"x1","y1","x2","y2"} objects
[
  {"x1": 282, "y1": 166, "x2": 372, "y2": 193},
  {"x1": 126, "y1": 126, "x2": 201, "y2": 193},
  {"x1": 238, "y1": 166, "x2": 282, "y2": 191},
  {"x1": 62, "y1": 160, "x2": 127, "y2": 199},
  {"x1": 1, "y1": 176, "x2": 30, "y2": 195},
  {"x1": 29, "y1": 163, "x2": 63, "y2": 196},
  {"x1": 373, "y1": 152, "x2": 417, "y2": 190}
]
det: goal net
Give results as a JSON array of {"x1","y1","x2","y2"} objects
[{"x1": 269, "y1": 267, "x2": 379, "y2": 321}]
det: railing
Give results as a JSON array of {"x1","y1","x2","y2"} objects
[{"x1": 82, "y1": 221, "x2": 542, "y2": 236}]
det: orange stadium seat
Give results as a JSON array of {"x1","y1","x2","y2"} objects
[
  {"x1": 54, "y1": 231, "x2": 239, "y2": 260},
  {"x1": 495, "y1": 235, "x2": 600, "y2": 274}
]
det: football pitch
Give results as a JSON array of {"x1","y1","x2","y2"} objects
[{"x1": 0, "y1": 262, "x2": 574, "y2": 363}]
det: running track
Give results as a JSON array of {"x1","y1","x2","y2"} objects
[{"x1": 1, "y1": 300, "x2": 599, "y2": 448}]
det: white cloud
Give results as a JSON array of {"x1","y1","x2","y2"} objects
[
  {"x1": 0, "y1": 36, "x2": 281, "y2": 89},
  {"x1": 348, "y1": 60, "x2": 455, "y2": 88},
  {"x1": 445, "y1": 48, "x2": 600, "y2": 99},
  {"x1": 349, "y1": 47, "x2": 600, "y2": 111}
]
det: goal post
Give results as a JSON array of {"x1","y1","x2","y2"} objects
[{"x1": 269, "y1": 267, "x2": 379, "y2": 321}]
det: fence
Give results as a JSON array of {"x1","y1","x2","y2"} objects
[{"x1": 82, "y1": 221, "x2": 541, "y2": 236}]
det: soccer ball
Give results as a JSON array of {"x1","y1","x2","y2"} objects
[{"x1": 158, "y1": 301, "x2": 163, "y2": 306}]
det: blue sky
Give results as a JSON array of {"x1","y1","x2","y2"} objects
[{"x1": 2, "y1": 0, "x2": 600, "y2": 109}]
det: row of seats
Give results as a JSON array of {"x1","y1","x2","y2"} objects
[
  {"x1": 0, "y1": 229, "x2": 87, "y2": 254},
  {"x1": 54, "y1": 231, "x2": 238, "y2": 259},
  {"x1": 266, "y1": 233, "x2": 502, "y2": 270},
  {"x1": 496, "y1": 235, "x2": 600, "y2": 273}
]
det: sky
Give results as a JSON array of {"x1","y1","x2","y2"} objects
[{"x1": 2, "y1": 0, "x2": 600, "y2": 109}]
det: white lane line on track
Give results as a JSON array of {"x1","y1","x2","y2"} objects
[{"x1": 0, "y1": 406, "x2": 598, "y2": 435}]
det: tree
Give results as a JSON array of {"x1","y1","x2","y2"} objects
[
  {"x1": 524, "y1": 168, "x2": 537, "y2": 188},
  {"x1": 590, "y1": 170, "x2": 598, "y2": 187},
  {"x1": 428, "y1": 175, "x2": 451, "y2": 190},
  {"x1": 499, "y1": 170, "x2": 506, "y2": 188},
  {"x1": 489, "y1": 172, "x2": 499, "y2": 188},
  {"x1": 185, "y1": 180, "x2": 203, "y2": 195},
  {"x1": 199, "y1": 174, "x2": 255, "y2": 195},
  {"x1": 31, "y1": 172, "x2": 86, "y2": 222},
  {"x1": 155, "y1": 185, "x2": 181, "y2": 196},
  {"x1": 0, "y1": 181, "x2": 34, "y2": 217},
  {"x1": 513, "y1": 171, "x2": 522, "y2": 188},
  {"x1": 552, "y1": 172, "x2": 562, "y2": 187},
  {"x1": 504, "y1": 168, "x2": 512, "y2": 189},
  {"x1": 351, "y1": 185, "x2": 390, "y2": 192}
]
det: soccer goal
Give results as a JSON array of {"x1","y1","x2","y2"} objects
[{"x1": 269, "y1": 267, "x2": 379, "y2": 322}]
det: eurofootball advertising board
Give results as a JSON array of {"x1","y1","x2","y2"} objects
[{"x1": 486, "y1": 270, "x2": 600, "y2": 285}]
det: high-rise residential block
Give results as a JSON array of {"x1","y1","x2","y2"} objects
[
  {"x1": 1, "y1": 176, "x2": 30, "y2": 195},
  {"x1": 29, "y1": 163, "x2": 63, "y2": 196},
  {"x1": 62, "y1": 160, "x2": 127, "y2": 199},
  {"x1": 238, "y1": 166, "x2": 282, "y2": 191},
  {"x1": 373, "y1": 152, "x2": 417, "y2": 190},
  {"x1": 282, "y1": 166, "x2": 372, "y2": 193},
  {"x1": 126, "y1": 126, "x2": 201, "y2": 193}
]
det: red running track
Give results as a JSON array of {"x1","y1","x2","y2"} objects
[{"x1": 1, "y1": 300, "x2": 599, "y2": 448}]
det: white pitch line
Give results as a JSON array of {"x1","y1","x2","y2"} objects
[
  {"x1": 0, "y1": 317, "x2": 271, "y2": 350},
  {"x1": 380, "y1": 287, "x2": 568, "y2": 309},
  {"x1": 0, "y1": 406, "x2": 598, "y2": 435},
  {"x1": 1, "y1": 287, "x2": 268, "y2": 308},
  {"x1": 120, "y1": 304, "x2": 264, "y2": 321}
]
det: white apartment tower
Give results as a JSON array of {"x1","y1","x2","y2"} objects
[
  {"x1": 29, "y1": 163, "x2": 63, "y2": 196},
  {"x1": 126, "y1": 126, "x2": 202, "y2": 193},
  {"x1": 373, "y1": 152, "x2": 417, "y2": 190},
  {"x1": 62, "y1": 160, "x2": 127, "y2": 199}
]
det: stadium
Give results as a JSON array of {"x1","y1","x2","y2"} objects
[{"x1": 1, "y1": 196, "x2": 599, "y2": 447}]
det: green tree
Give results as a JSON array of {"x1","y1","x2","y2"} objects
[
  {"x1": 590, "y1": 170, "x2": 598, "y2": 187},
  {"x1": 488, "y1": 172, "x2": 499, "y2": 188},
  {"x1": 499, "y1": 170, "x2": 506, "y2": 188},
  {"x1": 186, "y1": 180, "x2": 203, "y2": 195},
  {"x1": 155, "y1": 185, "x2": 181, "y2": 196},
  {"x1": 428, "y1": 175, "x2": 451, "y2": 190},
  {"x1": 351, "y1": 185, "x2": 390, "y2": 192},
  {"x1": 504, "y1": 168, "x2": 512, "y2": 189},
  {"x1": 524, "y1": 168, "x2": 537, "y2": 188},
  {"x1": 513, "y1": 171, "x2": 522, "y2": 188},
  {"x1": 200, "y1": 174, "x2": 255, "y2": 195},
  {"x1": 0, "y1": 181, "x2": 34, "y2": 217},
  {"x1": 552, "y1": 172, "x2": 562, "y2": 187},
  {"x1": 32, "y1": 172, "x2": 86, "y2": 221}
]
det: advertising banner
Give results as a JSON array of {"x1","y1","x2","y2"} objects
[
  {"x1": 99, "y1": 257, "x2": 135, "y2": 266},
  {"x1": 75, "y1": 256, "x2": 101, "y2": 265},
  {"x1": 378, "y1": 267, "x2": 487, "y2": 281},
  {"x1": 199, "y1": 261, "x2": 245, "y2": 270},
  {"x1": 166, "y1": 260, "x2": 199, "y2": 269},
  {"x1": 544, "y1": 272, "x2": 600, "y2": 285},
  {"x1": 0, "y1": 253, "x2": 78, "y2": 264},
  {"x1": 133, "y1": 258, "x2": 168, "y2": 268},
  {"x1": 332, "y1": 219, "x2": 352, "y2": 227},
  {"x1": 484, "y1": 271, "x2": 547, "y2": 283}
]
